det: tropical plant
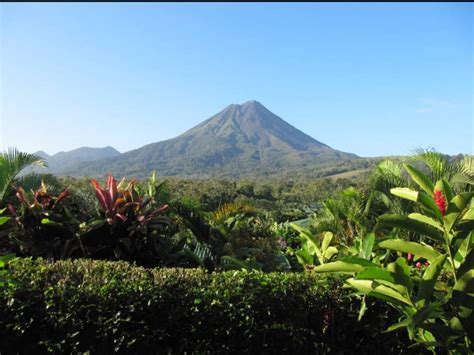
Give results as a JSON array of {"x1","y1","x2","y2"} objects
[
  {"x1": 79, "y1": 175, "x2": 169, "y2": 266},
  {"x1": 2, "y1": 182, "x2": 78, "y2": 259},
  {"x1": 0, "y1": 148, "x2": 46, "y2": 206},
  {"x1": 364, "y1": 159, "x2": 412, "y2": 218},
  {"x1": 290, "y1": 223, "x2": 338, "y2": 268},
  {"x1": 312, "y1": 164, "x2": 474, "y2": 352},
  {"x1": 310, "y1": 187, "x2": 367, "y2": 244},
  {"x1": 411, "y1": 148, "x2": 473, "y2": 191},
  {"x1": 173, "y1": 201, "x2": 289, "y2": 272}
]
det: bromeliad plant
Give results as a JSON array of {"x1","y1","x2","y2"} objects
[
  {"x1": 2, "y1": 182, "x2": 77, "y2": 259},
  {"x1": 80, "y1": 175, "x2": 169, "y2": 266},
  {"x1": 312, "y1": 164, "x2": 474, "y2": 353}
]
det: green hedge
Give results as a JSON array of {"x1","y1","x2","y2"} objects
[{"x1": 0, "y1": 258, "x2": 414, "y2": 354}]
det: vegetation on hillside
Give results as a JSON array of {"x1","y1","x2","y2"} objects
[{"x1": 0, "y1": 147, "x2": 472, "y2": 353}]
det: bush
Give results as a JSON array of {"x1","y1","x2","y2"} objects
[{"x1": 0, "y1": 258, "x2": 415, "y2": 354}]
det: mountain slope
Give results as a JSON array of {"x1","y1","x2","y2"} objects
[
  {"x1": 59, "y1": 101, "x2": 358, "y2": 178},
  {"x1": 31, "y1": 146, "x2": 120, "y2": 175}
]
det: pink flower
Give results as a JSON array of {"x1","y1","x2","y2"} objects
[
  {"x1": 433, "y1": 189, "x2": 447, "y2": 217},
  {"x1": 424, "y1": 261, "x2": 430, "y2": 267},
  {"x1": 415, "y1": 262, "x2": 422, "y2": 269},
  {"x1": 407, "y1": 253, "x2": 413, "y2": 261}
]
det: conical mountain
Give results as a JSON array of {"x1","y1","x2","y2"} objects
[{"x1": 60, "y1": 101, "x2": 357, "y2": 178}]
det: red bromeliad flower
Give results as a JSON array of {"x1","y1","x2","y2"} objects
[
  {"x1": 90, "y1": 174, "x2": 168, "y2": 225},
  {"x1": 433, "y1": 189, "x2": 447, "y2": 217}
]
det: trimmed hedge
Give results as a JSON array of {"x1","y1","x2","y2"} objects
[{"x1": 0, "y1": 259, "x2": 414, "y2": 354}]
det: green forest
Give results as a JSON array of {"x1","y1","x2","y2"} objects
[{"x1": 0, "y1": 148, "x2": 473, "y2": 354}]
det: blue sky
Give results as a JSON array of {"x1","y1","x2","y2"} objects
[{"x1": 1, "y1": 3, "x2": 472, "y2": 156}]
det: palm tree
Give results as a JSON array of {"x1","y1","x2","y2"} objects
[
  {"x1": 0, "y1": 147, "x2": 46, "y2": 206},
  {"x1": 310, "y1": 187, "x2": 367, "y2": 244},
  {"x1": 411, "y1": 148, "x2": 473, "y2": 192},
  {"x1": 364, "y1": 149, "x2": 473, "y2": 218},
  {"x1": 364, "y1": 159, "x2": 412, "y2": 217}
]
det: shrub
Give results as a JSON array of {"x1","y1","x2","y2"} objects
[
  {"x1": 2, "y1": 183, "x2": 77, "y2": 259},
  {"x1": 0, "y1": 258, "x2": 416, "y2": 354},
  {"x1": 79, "y1": 175, "x2": 169, "y2": 266}
]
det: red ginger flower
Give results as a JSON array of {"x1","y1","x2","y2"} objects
[{"x1": 433, "y1": 189, "x2": 447, "y2": 217}]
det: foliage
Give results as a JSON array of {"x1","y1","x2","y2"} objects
[
  {"x1": 312, "y1": 164, "x2": 474, "y2": 353},
  {"x1": 0, "y1": 148, "x2": 46, "y2": 206},
  {"x1": 0, "y1": 254, "x2": 16, "y2": 288},
  {"x1": 79, "y1": 175, "x2": 169, "y2": 266},
  {"x1": 309, "y1": 187, "x2": 368, "y2": 245},
  {"x1": 0, "y1": 258, "x2": 414, "y2": 354},
  {"x1": 290, "y1": 224, "x2": 338, "y2": 268},
  {"x1": 172, "y1": 201, "x2": 289, "y2": 272},
  {"x1": 1, "y1": 182, "x2": 78, "y2": 259}
]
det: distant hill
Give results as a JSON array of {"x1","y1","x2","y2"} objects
[
  {"x1": 54, "y1": 101, "x2": 362, "y2": 178},
  {"x1": 29, "y1": 146, "x2": 120, "y2": 175}
]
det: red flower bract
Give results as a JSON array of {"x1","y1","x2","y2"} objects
[{"x1": 432, "y1": 189, "x2": 447, "y2": 217}]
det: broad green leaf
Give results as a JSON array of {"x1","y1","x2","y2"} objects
[
  {"x1": 408, "y1": 213, "x2": 443, "y2": 232},
  {"x1": 453, "y1": 270, "x2": 474, "y2": 294},
  {"x1": 376, "y1": 215, "x2": 443, "y2": 243},
  {"x1": 457, "y1": 248, "x2": 474, "y2": 279},
  {"x1": 403, "y1": 164, "x2": 434, "y2": 194},
  {"x1": 458, "y1": 210, "x2": 474, "y2": 233},
  {"x1": 323, "y1": 246, "x2": 338, "y2": 261},
  {"x1": 387, "y1": 257, "x2": 413, "y2": 293},
  {"x1": 312, "y1": 261, "x2": 365, "y2": 273},
  {"x1": 445, "y1": 193, "x2": 474, "y2": 233},
  {"x1": 291, "y1": 223, "x2": 322, "y2": 259},
  {"x1": 416, "y1": 255, "x2": 446, "y2": 307},
  {"x1": 451, "y1": 270, "x2": 474, "y2": 309},
  {"x1": 340, "y1": 256, "x2": 379, "y2": 267},
  {"x1": 296, "y1": 248, "x2": 313, "y2": 266},
  {"x1": 461, "y1": 207, "x2": 474, "y2": 221},
  {"x1": 417, "y1": 192, "x2": 443, "y2": 221},
  {"x1": 390, "y1": 187, "x2": 419, "y2": 202},
  {"x1": 448, "y1": 193, "x2": 474, "y2": 212},
  {"x1": 346, "y1": 278, "x2": 414, "y2": 307},
  {"x1": 358, "y1": 233, "x2": 375, "y2": 260},
  {"x1": 453, "y1": 231, "x2": 472, "y2": 269},
  {"x1": 389, "y1": 187, "x2": 442, "y2": 218},
  {"x1": 0, "y1": 216, "x2": 9, "y2": 226},
  {"x1": 290, "y1": 223, "x2": 313, "y2": 240},
  {"x1": 378, "y1": 239, "x2": 441, "y2": 261},
  {"x1": 357, "y1": 267, "x2": 408, "y2": 296},
  {"x1": 435, "y1": 179, "x2": 454, "y2": 203},
  {"x1": 321, "y1": 231, "x2": 333, "y2": 253},
  {"x1": 385, "y1": 317, "x2": 412, "y2": 332},
  {"x1": 357, "y1": 267, "x2": 396, "y2": 283}
]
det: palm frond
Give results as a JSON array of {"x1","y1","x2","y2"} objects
[
  {"x1": 0, "y1": 147, "x2": 45, "y2": 204},
  {"x1": 411, "y1": 147, "x2": 460, "y2": 182}
]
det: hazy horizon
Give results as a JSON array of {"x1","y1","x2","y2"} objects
[{"x1": 1, "y1": 3, "x2": 473, "y2": 157}]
